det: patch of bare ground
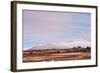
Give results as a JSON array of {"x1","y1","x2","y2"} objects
[{"x1": 23, "y1": 52, "x2": 91, "y2": 62}]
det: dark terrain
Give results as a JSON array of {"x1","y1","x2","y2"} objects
[{"x1": 23, "y1": 47, "x2": 91, "y2": 62}]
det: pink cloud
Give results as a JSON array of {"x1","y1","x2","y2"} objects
[{"x1": 23, "y1": 10, "x2": 76, "y2": 41}]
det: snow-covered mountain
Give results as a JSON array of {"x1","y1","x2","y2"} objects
[
  {"x1": 23, "y1": 48, "x2": 30, "y2": 51},
  {"x1": 29, "y1": 40, "x2": 91, "y2": 50}
]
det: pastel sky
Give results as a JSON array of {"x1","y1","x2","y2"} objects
[{"x1": 22, "y1": 10, "x2": 91, "y2": 49}]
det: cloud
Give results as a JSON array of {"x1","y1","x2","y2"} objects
[
  {"x1": 23, "y1": 10, "x2": 72, "y2": 41},
  {"x1": 22, "y1": 10, "x2": 91, "y2": 48}
]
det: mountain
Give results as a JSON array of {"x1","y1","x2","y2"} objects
[{"x1": 28, "y1": 40, "x2": 91, "y2": 50}]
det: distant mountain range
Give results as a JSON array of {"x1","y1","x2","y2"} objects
[{"x1": 23, "y1": 40, "x2": 91, "y2": 51}]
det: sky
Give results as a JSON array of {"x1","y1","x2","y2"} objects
[{"x1": 22, "y1": 10, "x2": 91, "y2": 49}]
